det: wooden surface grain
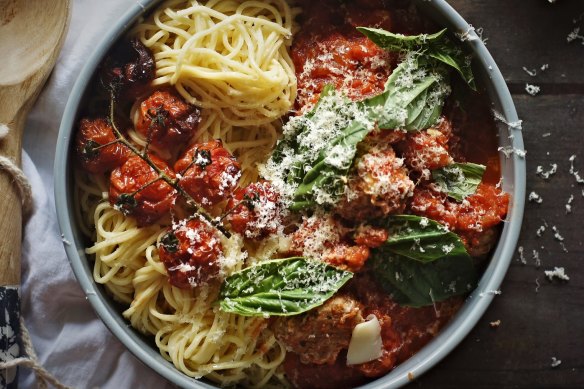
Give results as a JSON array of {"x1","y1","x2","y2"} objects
[{"x1": 416, "y1": 1, "x2": 584, "y2": 388}]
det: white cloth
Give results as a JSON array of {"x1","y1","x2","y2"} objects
[{"x1": 20, "y1": 1, "x2": 171, "y2": 387}]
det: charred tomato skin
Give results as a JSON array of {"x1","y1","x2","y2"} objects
[
  {"x1": 109, "y1": 154, "x2": 177, "y2": 226},
  {"x1": 174, "y1": 140, "x2": 241, "y2": 208},
  {"x1": 136, "y1": 89, "x2": 201, "y2": 153},
  {"x1": 100, "y1": 38, "x2": 155, "y2": 100},
  {"x1": 75, "y1": 118, "x2": 131, "y2": 174},
  {"x1": 226, "y1": 181, "x2": 282, "y2": 239},
  {"x1": 158, "y1": 218, "x2": 223, "y2": 289}
]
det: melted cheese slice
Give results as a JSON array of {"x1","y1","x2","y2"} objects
[{"x1": 346, "y1": 314, "x2": 383, "y2": 365}]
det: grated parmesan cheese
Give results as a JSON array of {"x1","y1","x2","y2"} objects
[
  {"x1": 528, "y1": 191, "x2": 543, "y2": 204},
  {"x1": 532, "y1": 250, "x2": 541, "y2": 268},
  {"x1": 525, "y1": 83, "x2": 541, "y2": 96},
  {"x1": 568, "y1": 155, "x2": 584, "y2": 184},
  {"x1": 567, "y1": 27, "x2": 584, "y2": 44},
  {"x1": 517, "y1": 246, "x2": 527, "y2": 264},
  {"x1": 551, "y1": 357, "x2": 562, "y2": 368},
  {"x1": 536, "y1": 163, "x2": 557, "y2": 179},
  {"x1": 544, "y1": 267, "x2": 570, "y2": 281},
  {"x1": 565, "y1": 194, "x2": 574, "y2": 214},
  {"x1": 479, "y1": 290, "x2": 502, "y2": 297},
  {"x1": 498, "y1": 146, "x2": 526, "y2": 158}
]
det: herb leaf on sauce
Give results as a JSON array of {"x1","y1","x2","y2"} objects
[
  {"x1": 218, "y1": 257, "x2": 353, "y2": 316},
  {"x1": 363, "y1": 55, "x2": 450, "y2": 131},
  {"x1": 432, "y1": 162, "x2": 486, "y2": 201},
  {"x1": 357, "y1": 27, "x2": 476, "y2": 90},
  {"x1": 265, "y1": 86, "x2": 374, "y2": 211},
  {"x1": 370, "y1": 215, "x2": 477, "y2": 307}
]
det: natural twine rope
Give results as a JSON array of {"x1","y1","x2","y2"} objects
[
  {"x1": 0, "y1": 122, "x2": 72, "y2": 388},
  {"x1": 0, "y1": 317, "x2": 74, "y2": 389},
  {"x1": 0, "y1": 123, "x2": 33, "y2": 217}
]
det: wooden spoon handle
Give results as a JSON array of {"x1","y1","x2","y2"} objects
[{"x1": 0, "y1": 109, "x2": 25, "y2": 287}]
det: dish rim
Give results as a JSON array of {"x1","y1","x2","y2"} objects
[{"x1": 54, "y1": 0, "x2": 526, "y2": 388}]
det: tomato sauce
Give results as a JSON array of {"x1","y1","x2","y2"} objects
[{"x1": 282, "y1": 1, "x2": 506, "y2": 386}]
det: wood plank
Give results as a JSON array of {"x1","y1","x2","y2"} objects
[
  {"x1": 447, "y1": 0, "x2": 584, "y2": 89},
  {"x1": 416, "y1": 94, "x2": 584, "y2": 387}
]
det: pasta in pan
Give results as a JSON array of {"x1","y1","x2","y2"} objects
[{"x1": 74, "y1": 0, "x2": 509, "y2": 388}]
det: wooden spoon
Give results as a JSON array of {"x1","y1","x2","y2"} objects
[{"x1": 0, "y1": 0, "x2": 69, "y2": 383}]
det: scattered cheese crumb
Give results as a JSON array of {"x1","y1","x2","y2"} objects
[
  {"x1": 60, "y1": 234, "x2": 72, "y2": 246},
  {"x1": 532, "y1": 249, "x2": 542, "y2": 268},
  {"x1": 565, "y1": 194, "x2": 574, "y2": 214},
  {"x1": 528, "y1": 191, "x2": 543, "y2": 203},
  {"x1": 551, "y1": 357, "x2": 562, "y2": 368},
  {"x1": 540, "y1": 64, "x2": 549, "y2": 72},
  {"x1": 479, "y1": 290, "x2": 502, "y2": 297},
  {"x1": 492, "y1": 109, "x2": 523, "y2": 130},
  {"x1": 498, "y1": 146, "x2": 526, "y2": 158},
  {"x1": 536, "y1": 225, "x2": 546, "y2": 237},
  {"x1": 545, "y1": 267, "x2": 570, "y2": 281},
  {"x1": 517, "y1": 246, "x2": 527, "y2": 264},
  {"x1": 568, "y1": 155, "x2": 584, "y2": 184},
  {"x1": 489, "y1": 320, "x2": 501, "y2": 328},
  {"x1": 536, "y1": 163, "x2": 557, "y2": 179},
  {"x1": 522, "y1": 67, "x2": 537, "y2": 77},
  {"x1": 535, "y1": 278, "x2": 540, "y2": 293},
  {"x1": 552, "y1": 225, "x2": 564, "y2": 241},
  {"x1": 525, "y1": 83, "x2": 541, "y2": 96},
  {"x1": 542, "y1": 132, "x2": 551, "y2": 138},
  {"x1": 567, "y1": 27, "x2": 584, "y2": 44}
]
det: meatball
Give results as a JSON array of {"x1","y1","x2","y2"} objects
[
  {"x1": 75, "y1": 118, "x2": 131, "y2": 174},
  {"x1": 409, "y1": 182, "x2": 509, "y2": 256},
  {"x1": 289, "y1": 214, "x2": 370, "y2": 272},
  {"x1": 109, "y1": 154, "x2": 177, "y2": 226},
  {"x1": 353, "y1": 224, "x2": 388, "y2": 248},
  {"x1": 398, "y1": 118, "x2": 454, "y2": 174},
  {"x1": 135, "y1": 89, "x2": 201, "y2": 153},
  {"x1": 158, "y1": 218, "x2": 223, "y2": 289},
  {"x1": 226, "y1": 181, "x2": 282, "y2": 239},
  {"x1": 100, "y1": 38, "x2": 155, "y2": 100},
  {"x1": 336, "y1": 144, "x2": 414, "y2": 221},
  {"x1": 174, "y1": 140, "x2": 241, "y2": 208},
  {"x1": 273, "y1": 295, "x2": 365, "y2": 365}
]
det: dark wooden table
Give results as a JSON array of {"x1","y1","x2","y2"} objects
[{"x1": 417, "y1": 1, "x2": 584, "y2": 388}]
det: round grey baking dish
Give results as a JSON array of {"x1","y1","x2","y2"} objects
[{"x1": 54, "y1": 0, "x2": 526, "y2": 387}]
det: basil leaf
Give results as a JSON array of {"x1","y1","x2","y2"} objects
[
  {"x1": 218, "y1": 257, "x2": 353, "y2": 317},
  {"x1": 369, "y1": 249, "x2": 476, "y2": 307},
  {"x1": 363, "y1": 56, "x2": 450, "y2": 131},
  {"x1": 432, "y1": 162, "x2": 486, "y2": 201},
  {"x1": 358, "y1": 27, "x2": 476, "y2": 90},
  {"x1": 291, "y1": 119, "x2": 371, "y2": 211},
  {"x1": 266, "y1": 87, "x2": 374, "y2": 211},
  {"x1": 370, "y1": 215, "x2": 477, "y2": 307},
  {"x1": 357, "y1": 27, "x2": 446, "y2": 52},
  {"x1": 427, "y1": 40, "x2": 475, "y2": 91}
]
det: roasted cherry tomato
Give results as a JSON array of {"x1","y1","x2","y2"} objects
[
  {"x1": 174, "y1": 140, "x2": 241, "y2": 208},
  {"x1": 109, "y1": 154, "x2": 177, "y2": 226},
  {"x1": 100, "y1": 38, "x2": 155, "y2": 100},
  {"x1": 75, "y1": 118, "x2": 131, "y2": 174},
  {"x1": 136, "y1": 89, "x2": 201, "y2": 153},
  {"x1": 226, "y1": 181, "x2": 282, "y2": 239},
  {"x1": 399, "y1": 119, "x2": 453, "y2": 173},
  {"x1": 158, "y1": 218, "x2": 223, "y2": 289}
]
